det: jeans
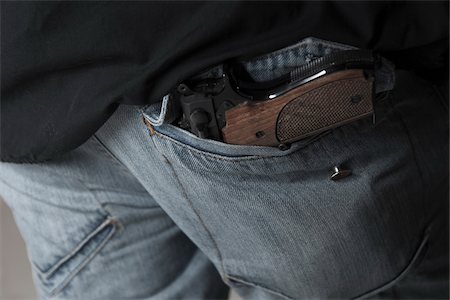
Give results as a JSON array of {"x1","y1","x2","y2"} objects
[{"x1": 1, "y1": 38, "x2": 448, "y2": 299}]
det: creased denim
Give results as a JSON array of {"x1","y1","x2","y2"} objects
[
  {"x1": 0, "y1": 136, "x2": 228, "y2": 299},
  {"x1": 123, "y1": 71, "x2": 447, "y2": 299}
]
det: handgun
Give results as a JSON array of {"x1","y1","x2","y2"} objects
[{"x1": 173, "y1": 50, "x2": 378, "y2": 148}]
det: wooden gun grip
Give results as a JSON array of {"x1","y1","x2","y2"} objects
[{"x1": 221, "y1": 69, "x2": 373, "y2": 146}]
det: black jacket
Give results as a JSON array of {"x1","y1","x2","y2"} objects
[{"x1": 1, "y1": 1, "x2": 448, "y2": 163}]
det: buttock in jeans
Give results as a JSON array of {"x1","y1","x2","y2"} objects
[
  {"x1": 1, "y1": 36, "x2": 447, "y2": 300},
  {"x1": 135, "y1": 37, "x2": 448, "y2": 299}
]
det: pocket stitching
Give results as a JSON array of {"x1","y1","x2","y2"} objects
[
  {"x1": 32, "y1": 217, "x2": 118, "y2": 296},
  {"x1": 150, "y1": 124, "x2": 331, "y2": 163},
  {"x1": 352, "y1": 229, "x2": 430, "y2": 299},
  {"x1": 154, "y1": 130, "x2": 265, "y2": 162},
  {"x1": 226, "y1": 274, "x2": 294, "y2": 300},
  {"x1": 91, "y1": 134, "x2": 131, "y2": 174}
]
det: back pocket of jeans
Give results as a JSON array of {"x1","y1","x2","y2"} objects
[{"x1": 31, "y1": 216, "x2": 118, "y2": 297}]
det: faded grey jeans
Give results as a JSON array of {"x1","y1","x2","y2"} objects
[{"x1": 1, "y1": 38, "x2": 448, "y2": 299}]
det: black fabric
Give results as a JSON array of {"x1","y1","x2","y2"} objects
[{"x1": 1, "y1": 1, "x2": 448, "y2": 162}]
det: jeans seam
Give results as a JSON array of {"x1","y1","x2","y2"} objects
[
  {"x1": 48, "y1": 218, "x2": 118, "y2": 297},
  {"x1": 225, "y1": 274, "x2": 294, "y2": 300},
  {"x1": 352, "y1": 229, "x2": 431, "y2": 299},
  {"x1": 389, "y1": 96, "x2": 427, "y2": 216},
  {"x1": 33, "y1": 217, "x2": 116, "y2": 278},
  {"x1": 150, "y1": 126, "x2": 328, "y2": 164},
  {"x1": 152, "y1": 143, "x2": 226, "y2": 276},
  {"x1": 92, "y1": 134, "x2": 131, "y2": 174}
]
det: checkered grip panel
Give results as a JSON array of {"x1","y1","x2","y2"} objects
[{"x1": 276, "y1": 77, "x2": 373, "y2": 143}]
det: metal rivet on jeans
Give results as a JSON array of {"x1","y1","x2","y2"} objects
[{"x1": 330, "y1": 166, "x2": 352, "y2": 181}]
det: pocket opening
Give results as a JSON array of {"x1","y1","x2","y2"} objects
[
  {"x1": 32, "y1": 217, "x2": 118, "y2": 296},
  {"x1": 145, "y1": 114, "x2": 329, "y2": 160}
]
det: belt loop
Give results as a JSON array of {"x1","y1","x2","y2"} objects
[{"x1": 145, "y1": 94, "x2": 171, "y2": 126}]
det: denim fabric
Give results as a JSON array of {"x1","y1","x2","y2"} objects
[
  {"x1": 0, "y1": 38, "x2": 448, "y2": 299},
  {"x1": 240, "y1": 37, "x2": 357, "y2": 81},
  {"x1": 135, "y1": 70, "x2": 447, "y2": 299},
  {"x1": 0, "y1": 137, "x2": 228, "y2": 299},
  {"x1": 239, "y1": 37, "x2": 394, "y2": 94}
]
